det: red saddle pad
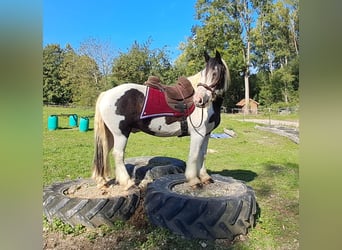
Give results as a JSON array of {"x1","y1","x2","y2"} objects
[{"x1": 140, "y1": 87, "x2": 195, "y2": 119}]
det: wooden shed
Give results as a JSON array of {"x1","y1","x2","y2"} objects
[{"x1": 236, "y1": 98, "x2": 259, "y2": 114}]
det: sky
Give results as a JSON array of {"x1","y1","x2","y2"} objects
[{"x1": 43, "y1": 0, "x2": 199, "y2": 60}]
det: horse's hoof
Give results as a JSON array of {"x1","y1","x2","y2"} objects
[
  {"x1": 202, "y1": 178, "x2": 214, "y2": 185},
  {"x1": 123, "y1": 179, "x2": 136, "y2": 191},
  {"x1": 191, "y1": 182, "x2": 203, "y2": 189},
  {"x1": 95, "y1": 179, "x2": 108, "y2": 189},
  {"x1": 97, "y1": 183, "x2": 108, "y2": 190}
]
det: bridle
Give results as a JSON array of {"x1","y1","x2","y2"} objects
[
  {"x1": 196, "y1": 63, "x2": 225, "y2": 101},
  {"x1": 189, "y1": 67, "x2": 225, "y2": 137},
  {"x1": 196, "y1": 82, "x2": 217, "y2": 101}
]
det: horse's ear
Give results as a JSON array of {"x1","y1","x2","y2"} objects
[
  {"x1": 204, "y1": 51, "x2": 210, "y2": 62},
  {"x1": 215, "y1": 50, "x2": 221, "y2": 60}
]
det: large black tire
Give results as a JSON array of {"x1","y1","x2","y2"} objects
[
  {"x1": 124, "y1": 156, "x2": 186, "y2": 188},
  {"x1": 124, "y1": 156, "x2": 186, "y2": 181},
  {"x1": 144, "y1": 174, "x2": 257, "y2": 240},
  {"x1": 43, "y1": 178, "x2": 140, "y2": 228},
  {"x1": 43, "y1": 156, "x2": 184, "y2": 228}
]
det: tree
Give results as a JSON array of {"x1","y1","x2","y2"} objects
[
  {"x1": 252, "y1": 0, "x2": 299, "y2": 104},
  {"x1": 112, "y1": 40, "x2": 176, "y2": 85},
  {"x1": 112, "y1": 41, "x2": 151, "y2": 84},
  {"x1": 70, "y1": 54, "x2": 101, "y2": 106},
  {"x1": 43, "y1": 43, "x2": 105, "y2": 106},
  {"x1": 178, "y1": 0, "x2": 260, "y2": 112},
  {"x1": 59, "y1": 44, "x2": 77, "y2": 104},
  {"x1": 79, "y1": 37, "x2": 116, "y2": 90},
  {"x1": 43, "y1": 44, "x2": 71, "y2": 104}
]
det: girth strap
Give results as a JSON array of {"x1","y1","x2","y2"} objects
[{"x1": 179, "y1": 118, "x2": 189, "y2": 137}]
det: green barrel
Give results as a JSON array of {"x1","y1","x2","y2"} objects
[
  {"x1": 48, "y1": 115, "x2": 58, "y2": 131},
  {"x1": 79, "y1": 117, "x2": 89, "y2": 132},
  {"x1": 69, "y1": 114, "x2": 78, "y2": 127}
]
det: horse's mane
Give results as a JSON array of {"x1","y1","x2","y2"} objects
[
  {"x1": 187, "y1": 72, "x2": 201, "y2": 88},
  {"x1": 221, "y1": 58, "x2": 230, "y2": 92}
]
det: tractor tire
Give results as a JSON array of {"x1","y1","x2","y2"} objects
[
  {"x1": 124, "y1": 156, "x2": 186, "y2": 188},
  {"x1": 43, "y1": 178, "x2": 140, "y2": 228},
  {"x1": 124, "y1": 156, "x2": 186, "y2": 181},
  {"x1": 144, "y1": 174, "x2": 257, "y2": 240}
]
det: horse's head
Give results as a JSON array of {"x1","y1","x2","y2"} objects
[{"x1": 193, "y1": 50, "x2": 230, "y2": 108}]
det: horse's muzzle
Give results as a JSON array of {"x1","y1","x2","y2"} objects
[{"x1": 194, "y1": 91, "x2": 211, "y2": 108}]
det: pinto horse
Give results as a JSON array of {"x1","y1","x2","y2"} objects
[{"x1": 92, "y1": 51, "x2": 230, "y2": 189}]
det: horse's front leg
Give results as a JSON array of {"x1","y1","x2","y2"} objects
[
  {"x1": 113, "y1": 134, "x2": 135, "y2": 190},
  {"x1": 185, "y1": 133, "x2": 208, "y2": 187},
  {"x1": 198, "y1": 135, "x2": 214, "y2": 185}
]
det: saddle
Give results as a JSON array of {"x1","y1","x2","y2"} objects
[{"x1": 144, "y1": 76, "x2": 194, "y2": 113}]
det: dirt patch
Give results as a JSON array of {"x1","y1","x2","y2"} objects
[
  {"x1": 43, "y1": 226, "x2": 148, "y2": 250},
  {"x1": 65, "y1": 179, "x2": 139, "y2": 199},
  {"x1": 172, "y1": 180, "x2": 246, "y2": 197}
]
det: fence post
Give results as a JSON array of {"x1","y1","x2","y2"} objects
[{"x1": 268, "y1": 108, "x2": 271, "y2": 125}]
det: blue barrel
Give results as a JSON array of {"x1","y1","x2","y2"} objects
[
  {"x1": 48, "y1": 115, "x2": 58, "y2": 131},
  {"x1": 69, "y1": 114, "x2": 78, "y2": 127},
  {"x1": 79, "y1": 117, "x2": 89, "y2": 132}
]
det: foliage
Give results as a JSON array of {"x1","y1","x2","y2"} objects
[
  {"x1": 79, "y1": 37, "x2": 116, "y2": 90},
  {"x1": 252, "y1": 0, "x2": 299, "y2": 106},
  {"x1": 257, "y1": 54, "x2": 299, "y2": 106},
  {"x1": 43, "y1": 44, "x2": 71, "y2": 104},
  {"x1": 176, "y1": 0, "x2": 299, "y2": 110},
  {"x1": 112, "y1": 39, "x2": 181, "y2": 86},
  {"x1": 43, "y1": 217, "x2": 86, "y2": 236},
  {"x1": 44, "y1": 43, "x2": 102, "y2": 106}
]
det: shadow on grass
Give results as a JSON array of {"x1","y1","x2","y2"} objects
[
  {"x1": 209, "y1": 169, "x2": 258, "y2": 182},
  {"x1": 56, "y1": 127, "x2": 94, "y2": 131}
]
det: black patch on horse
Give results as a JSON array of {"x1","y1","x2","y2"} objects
[
  {"x1": 115, "y1": 89, "x2": 155, "y2": 137},
  {"x1": 209, "y1": 97, "x2": 223, "y2": 130},
  {"x1": 206, "y1": 54, "x2": 226, "y2": 130}
]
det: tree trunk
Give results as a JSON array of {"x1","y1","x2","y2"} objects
[
  {"x1": 244, "y1": 74, "x2": 250, "y2": 114},
  {"x1": 244, "y1": 40, "x2": 250, "y2": 114}
]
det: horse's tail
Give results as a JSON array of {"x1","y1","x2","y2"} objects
[{"x1": 92, "y1": 92, "x2": 112, "y2": 185}]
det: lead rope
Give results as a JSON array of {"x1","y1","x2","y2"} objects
[
  {"x1": 189, "y1": 83, "x2": 217, "y2": 138},
  {"x1": 189, "y1": 107, "x2": 206, "y2": 138}
]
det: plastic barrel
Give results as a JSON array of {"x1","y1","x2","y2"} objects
[
  {"x1": 48, "y1": 115, "x2": 58, "y2": 131},
  {"x1": 69, "y1": 114, "x2": 78, "y2": 127},
  {"x1": 79, "y1": 117, "x2": 89, "y2": 132}
]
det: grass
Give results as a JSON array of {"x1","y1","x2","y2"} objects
[{"x1": 43, "y1": 106, "x2": 299, "y2": 249}]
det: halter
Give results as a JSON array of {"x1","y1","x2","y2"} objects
[
  {"x1": 189, "y1": 57, "x2": 227, "y2": 137},
  {"x1": 196, "y1": 82, "x2": 218, "y2": 101},
  {"x1": 196, "y1": 63, "x2": 225, "y2": 100}
]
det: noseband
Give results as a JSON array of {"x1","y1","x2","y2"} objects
[
  {"x1": 197, "y1": 82, "x2": 215, "y2": 92},
  {"x1": 196, "y1": 82, "x2": 219, "y2": 100}
]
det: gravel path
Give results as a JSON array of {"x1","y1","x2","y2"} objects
[
  {"x1": 237, "y1": 119, "x2": 299, "y2": 128},
  {"x1": 236, "y1": 119, "x2": 299, "y2": 144}
]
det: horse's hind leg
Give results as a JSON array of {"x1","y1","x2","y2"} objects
[{"x1": 112, "y1": 133, "x2": 135, "y2": 190}]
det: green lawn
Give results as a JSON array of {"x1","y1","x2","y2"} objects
[{"x1": 43, "y1": 106, "x2": 299, "y2": 249}]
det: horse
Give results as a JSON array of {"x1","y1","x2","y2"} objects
[{"x1": 92, "y1": 50, "x2": 230, "y2": 190}]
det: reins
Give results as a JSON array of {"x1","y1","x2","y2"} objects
[
  {"x1": 187, "y1": 58, "x2": 227, "y2": 138},
  {"x1": 197, "y1": 83, "x2": 214, "y2": 92},
  {"x1": 188, "y1": 83, "x2": 216, "y2": 138},
  {"x1": 188, "y1": 107, "x2": 207, "y2": 138}
]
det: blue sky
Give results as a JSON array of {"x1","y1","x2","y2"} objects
[{"x1": 43, "y1": 0, "x2": 199, "y2": 60}]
